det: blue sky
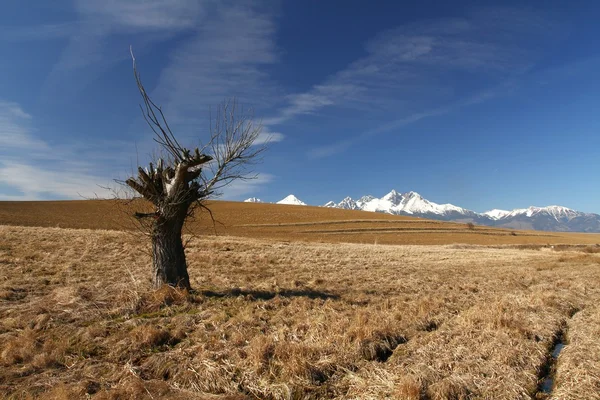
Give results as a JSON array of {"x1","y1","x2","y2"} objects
[{"x1": 1, "y1": 1, "x2": 599, "y2": 213}]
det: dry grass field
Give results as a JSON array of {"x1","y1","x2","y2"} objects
[{"x1": 1, "y1": 201, "x2": 600, "y2": 399}]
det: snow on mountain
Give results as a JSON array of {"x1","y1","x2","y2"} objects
[
  {"x1": 356, "y1": 195, "x2": 376, "y2": 207},
  {"x1": 540, "y1": 206, "x2": 580, "y2": 220},
  {"x1": 399, "y1": 191, "x2": 440, "y2": 215},
  {"x1": 381, "y1": 189, "x2": 403, "y2": 205},
  {"x1": 276, "y1": 194, "x2": 307, "y2": 206},
  {"x1": 504, "y1": 206, "x2": 581, "y2": 221},
  {"x1": 360, "y1": 196, "x2": 395, "y2": 213},
  {"x1": 355, "y1": 190, "x2": 470, "y2": 216},
  {"x1": 337, "y1": 196, "x2": 360, "y2": 210},
  {"x1": 249, "y1": 189, "x2": 599, "y2": 232},
  {"x1": 483, "y1": 209, "x2": 511, "y2": 220},
  {"x1": 244, "y1": 197, "x2": 263, "y2": 203}
]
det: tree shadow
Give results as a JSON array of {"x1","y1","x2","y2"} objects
[{"x1": 199, "y1": 287, "x2": 340, "y2": 301}]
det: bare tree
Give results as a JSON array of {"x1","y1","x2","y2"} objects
[{"x1": 126, "y1": 51, "x2": 265, "y2": 289}]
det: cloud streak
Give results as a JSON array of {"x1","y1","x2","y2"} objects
[
  {"x1": 264, "y1": 7, "x2": 558, "y2": 157},
  {"x1": 0, "y1": 162, "x2": 113, "y2": 200},
  {"x1": 75, "y1": 0, "x2": 204, "y2": 31},
  {"x1": 154, "y1": 2, "x2": 280, "y2": 129},
  {"x1": 0, "y1": 100, "x2": 122, "y2": 200},
  {"x1": 39, "y1": 0, "x2": 205, "y2": 102},
  {"x1": 308, "y1": 86, "x2": 503, "y2": 158},
  {"x1": 0, "y1": 101, "x2": 49, "y2": 151}
]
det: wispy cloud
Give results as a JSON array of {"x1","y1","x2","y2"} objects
[
  {"x1": 0, "y1": 100, "x2": 121, "y2": 200},
  {"x1": 0, "y1": 162, "x2": 113, "y2": 200},
  {"x1": 154, "y1": 2, "x2": 280, "y2": 128},
  {"x1": 0, "y1": 101, "x2": 48, "y2": 151},
  {"x1": 254, "y1": 130, "x2": 284, "y2": 146},
  {"x1": 39, "y1": 0, "x2": 205, "y2": 101},
  {"x1": 75, "y1": 0, "x2": 204, "y2": 31},
  {"x1": 308, "y1": 87, "x2": 503, "y2": 158},
  {"x1": 0, "y1": 95, "x2": 274, "y2": 200},
  {"x1": 265, "y1": 7, "x2": 557, "y2": 157}
]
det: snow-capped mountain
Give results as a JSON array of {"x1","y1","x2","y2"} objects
[
  {"x1": 320, "y1": 190, "x2": 600, "y2": 233},
  {"x1": 244, "y1": 197, "x2": 263, "y2": 203},
  {"x1": 333, "y1": 190, "x2": 478, "y2": 219},
  {"x1": 357, "y1": 195, "x2": 376, "y2": 208},
  {"x1": 276, "y1": 194, "x2": 307, "y2": 206},
  {"x1": 335, "y1": 196, "x2": 360, "y2": 210},
  {"x1": 486, "y1": 205, "x2": 600, "y2": 232},
  {"x1": 503, "y1": 206, "x2": 580, "y2": 220},
  {"x1": 483, "y1": 209, "x2": 511, "y2": 220},
  {"x1": 268, "y1": 189, "x2": 599, "y2": 232}
]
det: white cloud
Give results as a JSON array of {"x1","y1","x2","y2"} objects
[
  {"x1": 0, "y1": 101, "x2": 49, "y2": 151},
  {"x1": 39, "y1": 0, "x2": 205, "y2": 101},
  {"x1": 0, "y1": 97, "x2": 275, "y2": 200},
  {"x1": 0, "y1": 100, "x2": 124, "y2": 200},
  {"x1": 75, "y1": 0, "x2": 204, "y2": 30},
  {"x1": 274, "y1": 13, "x2": 541, "y2": 124},
  {"x1": 65, "y1": 0, "x2": 203, "y2": 68},
  {"x1": 153, "y1": 2, "x2": 280, "y2": 129},
  {"x1": 261, "y1": 7, "x2": 558, "y2": 157},
  {"x1": 308, "y1": 84, "x2": 506, "y2": 158},
  {"x1": 254, "y1": 130, "x2": 284, "y2": 146},
  {"x1": 0, "y1": 162, "x2": 112, "y2": 200}
]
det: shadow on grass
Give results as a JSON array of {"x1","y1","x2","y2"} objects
[{"x1": 199, "y1": 287, "x2": 340, "y2": 301}]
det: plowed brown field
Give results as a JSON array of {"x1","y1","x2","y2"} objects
[{"x1": 1, "y1": 199, "x2": 599, "y2": 246}]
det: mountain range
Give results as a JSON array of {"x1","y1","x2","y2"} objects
[{"x1": 245, "y1": 191, "x2": 600, "y2": 233}]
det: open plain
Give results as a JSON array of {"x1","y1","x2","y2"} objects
[{"x1": 1, "y1": 200, "x2": 600, "y2": 399}]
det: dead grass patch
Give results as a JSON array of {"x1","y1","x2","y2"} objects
[{"x1": 1, "y1": 225, "x2": 600, "y2": 399}]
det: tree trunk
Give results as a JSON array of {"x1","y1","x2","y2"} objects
[{"x1": 151, "y1": 204, "x2": 191, "y2": 289}]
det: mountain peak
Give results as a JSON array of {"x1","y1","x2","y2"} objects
[
  {"x1": 382, "y1": 189, "x2": 403, "y2": 205},
  {"x1": 358, "y1": 195, "x2": 376, "y2": 204},
  {"x1": 525, "y1": 205, "x2": 579, "y2": 220},
  {"x1": 276, "y1": 194, "x2": 307, "y2": 206},
  {"x1": 244, "y1": 197, "x2": 263, "y2": 203},
  {"x1": 483, "y1": 209, "x2": 510, "y2": 220},
  {"x1": 543, "y1": 205, "x2": 575, "y2": 212},
  {"x1": 337, "y1": 197, "x2": 359, "y2": 210},
  {"x1": 404, "y1": 191, "x2": 422, "y2": 198}
]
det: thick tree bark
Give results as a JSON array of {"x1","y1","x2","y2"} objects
[{"x1": 151, "y1": 204, "x2": 191, "y2": 289}]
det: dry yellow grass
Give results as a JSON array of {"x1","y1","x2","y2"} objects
[
  {"x1": 2, "y1": 223, "x2": 600, "y2": 399},
  {"x1": 551, "y1": 305, "x2": 600, "y2": 399}
]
